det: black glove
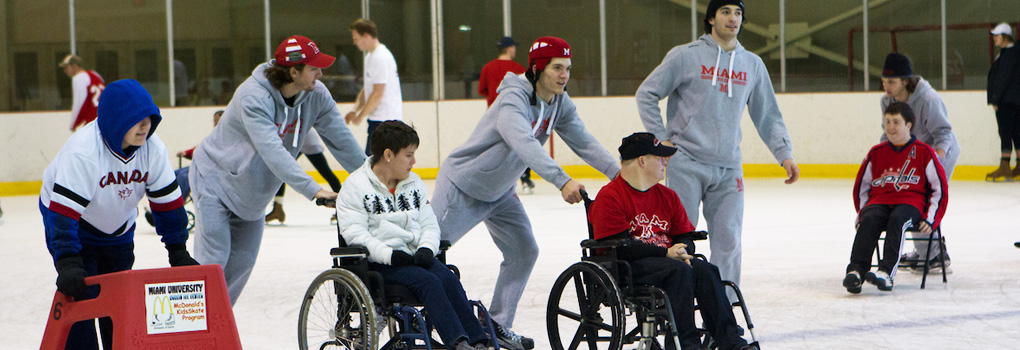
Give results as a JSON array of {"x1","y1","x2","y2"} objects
[
  {"x1": 166, "y1": 243, "x2": 200, "y2": 267},
  {"x1": 55, "y1": 255, "x2": 88, "y2": 299},
  {"x1": 413, "y1": 248, "x2": 435, "y2": 268},
  {"x1": 391, "y1": 250, "x2": 414, "y2": 266}
]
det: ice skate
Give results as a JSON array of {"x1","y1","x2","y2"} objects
[
  {"x1": 265, "y1": 202, "x2": 286, "y2": 224},
  {"x1": 986, "y1": 160, "x2": 1012, "y2": 182}
]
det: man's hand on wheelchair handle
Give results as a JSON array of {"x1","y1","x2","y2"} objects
[
  {"x1": 314, "y1": 190, "x2": 338, "y2": 208},
  {"x1": 561, "y1": 179, "x2": 585, "y2": 204}
]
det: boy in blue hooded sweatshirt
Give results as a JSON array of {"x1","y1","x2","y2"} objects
[
  {"x1": 40, "y1": 79, "x2": 200, "y2": 350},
  {"x1": 636, "y1": 0, "x2": 799, "y2": 294}
]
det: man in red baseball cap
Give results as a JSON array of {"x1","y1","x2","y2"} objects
[
  {"x1": 189, "y1": 35, "x2": 365, "y2": 304},
  {"x1": 430, "y1": 36, "x2": 620, "y2": 350}
]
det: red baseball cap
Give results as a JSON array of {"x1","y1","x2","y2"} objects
[
  {"x1": 528, "y1": 36, "x2": 571, "y2": 72},
  {"x1": 275, "y1": 35, "x2": 336, "y2": 68}
]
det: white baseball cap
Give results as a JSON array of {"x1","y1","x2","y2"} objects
[{"x1": 991, "y1": 22, "x2": 1013, "y2": 36}]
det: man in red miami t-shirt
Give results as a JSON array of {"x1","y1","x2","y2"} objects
[
  {"x1": 479, "y1": 36, "x2": 527, "y2": 107},
  {"x1": 589, "y1": 132, "x2": 758, "y2": 350}
]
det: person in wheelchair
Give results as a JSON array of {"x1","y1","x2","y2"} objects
[
  {"x1": 337, "y1": 121, "x2": 494, "y2": 350},
  {"x1": 844, "y1": 102, "x2": 948, "y2": 293},
  {"x1": 588, "y1": 132, "x2": 757, "y2": 350}
]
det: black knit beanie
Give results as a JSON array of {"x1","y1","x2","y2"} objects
[
  {"x1": 704, "y1": 0, "x2": 747, "y2": 34},
  {"x1": 882, "y1": 53, "x2": 913, "y2": 78}
]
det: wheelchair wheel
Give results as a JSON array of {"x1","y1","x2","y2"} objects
[
  {"x1": 299, "y1": 268, "x2": 379, "y2": 350},
  {"x1": 547, "y1": 261, "x2": 625, "y2": 350},
  {"x1": 185, "y1": 210, "x2": 195, "y2": 232}
]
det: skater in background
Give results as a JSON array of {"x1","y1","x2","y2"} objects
[
  {"x1": 346, "y1": 19, "x2": 403, "y2": 156},
  {"x1": 40, "y1": 79, "x2": 200, "y2": 349},
  {"x1": 987, "y1": 22, "x2": 1020, "y2": 182},
  {"x1": 189, "y1": 35, "x2": 364, "y2": 305},
  {"x1": 879, "y1": 52, "x2": 959, "y2": 270},
  {"x1": 60, "y1": 55, "x2": 106, "y2": 132},
  {"x1": 844, "y1": 102, "x2": 948, "y2": 294},
  {"x1": 636, "y1": 0, "x2": 798, "y2": 295},
  {"x1": 264, "y1": 132, "x2": 345, "y2": 225}
]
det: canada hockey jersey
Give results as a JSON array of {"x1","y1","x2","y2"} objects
[
  {"x1": 41, "y1": 79, "x2": 187, "y2": 262},
  {"x1": 853, "y1": 136, "x2": 948, "y2": 228}
]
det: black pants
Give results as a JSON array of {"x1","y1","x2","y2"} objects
[
  {"x1": 631, "y1": 257, "x2": 745, "y2": 350},
  {"x1": 847, "y1": 204, "x2": 921, "y2": 275},
  {"x1": 65, "y1": 242, "x2": 135, "y2": 350},
  {"x1": 275, "y1": 152, "x2": 342, "y2": 196},
  {"x1": 365, "y1": 120, "x2": 382, "y2": 156},
  {"x1": 995, "y1": 103, "x2": 1020, "y2": 153}
]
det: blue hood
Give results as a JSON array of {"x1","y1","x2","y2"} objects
[{"x1": 97, "y1": 79, "x2": 161, "y2": 158}]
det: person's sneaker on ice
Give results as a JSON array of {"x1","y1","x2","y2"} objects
[
  {"x1": 865, "y1": 270, "x2": 894, "y2": 291},
  {"x1": 843, "y1": 271, "x2": 862, "y2": 294},
  {"x1": 492, "y1": 321, "x2": 533, "y2": 349}
]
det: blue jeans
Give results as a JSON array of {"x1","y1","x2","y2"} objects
[
  {"x1": 370, "y1": 256, "x2": 489, "y2": 347},
  {"x1": 175, "y1": 167, "x2": 191, "y2": 200},
  {"x1": 365, "y1": 120, "x2": 382, "y2": 156}
]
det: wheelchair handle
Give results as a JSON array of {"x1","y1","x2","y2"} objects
[{"x1": 315, "y1": 198, "x2": 336, "y2": 207}]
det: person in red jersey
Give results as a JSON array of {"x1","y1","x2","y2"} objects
[
  {"x1": 589, "y1": 132, "x2": 758, "y2": 350},
  {"x1": 843, "y1": 102, "x2": 949, "y2": 293},
  {"x1": 60, "y1": 55, "x2": 106, "y2": 131}
]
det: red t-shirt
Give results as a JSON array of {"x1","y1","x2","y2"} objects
[
  {"x1": 588, "y1": 176, "x2": 695, "y2": 248},
  {"x1": 478, "y1": 59, "x2": 526, "y2": 106}
]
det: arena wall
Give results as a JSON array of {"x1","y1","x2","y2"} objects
[{"x1": 0, "y1": 91, "x2": 998, "y2": 196}]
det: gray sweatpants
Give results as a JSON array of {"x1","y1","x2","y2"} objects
[
  {"x1": 190, "y1": 169, "x2": 265, "y2": 305},
  {"x1": 907, "y1": 145, "x2": 957, "y2": 259},
  {"x1": 431, "y1": 174, "x2": 538, "y2": 328},
  {"x1": 665, "y1": 152, "x2": 744, "y2": 298}
]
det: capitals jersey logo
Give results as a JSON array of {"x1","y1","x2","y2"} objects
[
  {"x1": 630, "y1": 213, "x2": 670, "y2": 247},
  {"x1": 700, "y1": 65, "x2": 748, "y2": 93},
  {"x1": 872, "y1": 159, "x2": 920, "y2": 191}
]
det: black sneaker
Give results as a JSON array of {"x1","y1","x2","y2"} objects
[
  {"x1": 910, "y1": 254, "x2": 952, "y2": 274},
  {"x1": 842, "y1": 271, "x2": 862, "y2": 294},
  {"x1": 492, "y1": 321, "x2": 533, "y2": 349},
  {"x1": 1015, "y1": 242, "x2": 1020, "y2": 249}
]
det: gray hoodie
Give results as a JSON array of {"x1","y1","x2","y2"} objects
[
  {"x1": 879, "y1": 77, "x2": 959, "y2": 153},
  {"x1": 637, "y1": 34, "x2": 793, "y2": 169},
  {"x1": 438, "y1": 72, "x2": 621, "y2": 202},
  {"x1": 191, "y1": 62, "x2": 365, "y2": 220}
]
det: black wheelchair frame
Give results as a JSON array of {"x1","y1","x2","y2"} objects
[
  {"x1": 298, "y1": 205, "x2": 500, "y2": 350},
  {"x1": 545, "y1": 190, "x2": 758, "y2": 350}
]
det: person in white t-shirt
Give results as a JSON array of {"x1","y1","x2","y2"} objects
[{"x1": 346, "y1": 18, "x2": 403, "y2": 156}]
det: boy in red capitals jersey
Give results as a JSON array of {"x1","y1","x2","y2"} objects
[
  {"x1": 589, "y1": 132, "x2": 757, "y2": 350},
  {"x1": 844, "y1": 102, "x2": 949, "y2": 293}
]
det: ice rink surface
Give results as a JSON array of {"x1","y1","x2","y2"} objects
[{"x1": 2, "y1": 177, "x2": 1020, "y2": 349}]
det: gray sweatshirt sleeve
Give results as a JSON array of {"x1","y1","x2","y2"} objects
[
  {"x1": 238, "y1": 94, "x2": 321, "y2": 199},
  {"x1": 553, "y1": 97, "x2": 622, "y2": 180},
  {"x1": 636, "y1": 47, "x2": 683, "y2": 142},
  {"x1": 311, "y1": 91, "x2": 367, "y2": 173},
  {"x1": 919, "y1": 97, "x2": 954, "y2": 152},
  {"x1": 746, "y1": 62, "x2": 794, "y2": 164},
  {"x1": 495, "y1": 93, "x2": 573, "y2": 189}
]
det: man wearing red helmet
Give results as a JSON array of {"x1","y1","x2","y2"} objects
[
  {"x1": 189, "y1": 35, "x2": 365, "y2": 304},
  {"x1": 431, "y1": 36, "x2": 620, "y2": 349}
]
